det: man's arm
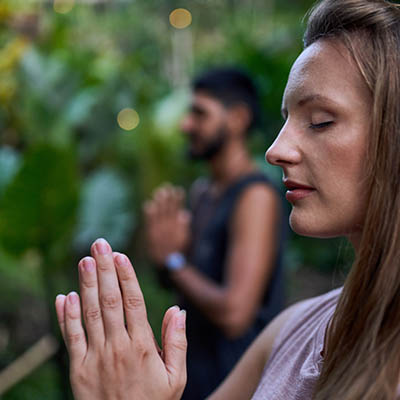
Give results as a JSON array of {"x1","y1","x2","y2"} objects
[{"x1": 169, "y1": 184, "x2": 281, "y2": 338}]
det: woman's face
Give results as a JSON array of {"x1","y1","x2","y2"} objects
[{"x1": 266, "y1": 39, "x2": 372, "y2": 244}]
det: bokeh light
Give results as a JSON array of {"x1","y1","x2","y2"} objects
[
  {"x1": 117, "y1": 108, "x2": 140, "y2": 131},
  {"x1": 169, "y1": 8, "x2": 192, "y2": 29},
  {"x1": 54, "y1": 0, "x2": 75, "y2": 14}
]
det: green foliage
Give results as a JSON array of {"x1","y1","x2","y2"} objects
[
  {"x1": 2, "y1": 360, "x2": 64, "y2": 400},
  {"x1": 73, "y1": 167, "x2": 135, "y2": 251},
  {"x1": 0, "y1": 147, "x2": 21, "y2": 198},
  {"x1": 0, "y1": 248, "x2": 44, "y2": 303},
  {"x1": 287, "y1": 235, "x2": 354, "y2": 273},
  {"x1": 0, "y1": 144, "x2": 79, "y2": 256}
]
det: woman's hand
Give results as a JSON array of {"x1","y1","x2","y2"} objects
[{"x1": 55, "y1": 238, "x2": 187, "y2": 400}]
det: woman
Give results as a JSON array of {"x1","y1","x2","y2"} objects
[{"x1": 55, "y1": 0, "x2": 400, "y2": 398}]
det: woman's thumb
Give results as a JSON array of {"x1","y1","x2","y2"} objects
[{"x1": 163, "y1": 308, "x2": 187, "y2": 391}]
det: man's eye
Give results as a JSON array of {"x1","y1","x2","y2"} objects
[{"x1": 309, "y1": 121, "x2": 333, "y2": 130}]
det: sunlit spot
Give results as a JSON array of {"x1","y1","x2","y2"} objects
[
  {"x1": 117, "y1": 108, "x2": 140, "y2": 131},
  {"x1": 169, "y1": 8, "x2": 192, "y2": 29},
  {"x1": 54, "y1": 0, "x2": 75, "y2": 14}
]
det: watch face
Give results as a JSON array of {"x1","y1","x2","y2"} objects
[{"x1": 166, "y1": 252, "x2": 186, "y2": 270}]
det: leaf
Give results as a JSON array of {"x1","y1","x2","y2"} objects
[
  {"x1": 153, "y1": 88, "x2": 190, "y2": 135},
  {"x1": 20, "y1": 49, "x2": 67, "y2": 99},
  {"x1": 64, "y1": 87, "x2": 100, "y2": 126},
  {"x1": 0, "y1": 146, "x2": 21, "y2": 198},
  {"x1": 73, "y1": 167, "x2": 135, "y2": 252},
  {"x1": 0, "y1": 246, "x2": 43, "y2": 299},
  {"x1": 0, "y1": 144, "x2": 79, "y2": 255}
]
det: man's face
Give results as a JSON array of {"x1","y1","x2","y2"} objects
[{"x1": 180, "y1": 91, "x2": 229, "y2": 160}]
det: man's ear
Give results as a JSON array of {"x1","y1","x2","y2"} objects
[{"x1": 226, "y1": 103, "x2": 252, "y2": 137}]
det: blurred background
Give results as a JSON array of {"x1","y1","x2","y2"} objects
[{"x1": 0, "y1": 0, "x2": 353, "y2": 398}]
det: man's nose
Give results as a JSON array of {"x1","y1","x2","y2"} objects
[{"x1": 180, "y1": 114, "x2": 193, "y2": 134}]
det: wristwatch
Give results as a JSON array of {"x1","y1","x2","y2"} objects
[{"x1": 165, "y1": 252, "x2": 187, "y2": 271}]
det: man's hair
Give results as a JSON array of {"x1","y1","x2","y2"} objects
[
  {"x1": 192, "y1": 67, "x2": 261, "y2": 133},
  {"x1": 303, "y1": 1, "x2": 400, "y2": 400}
]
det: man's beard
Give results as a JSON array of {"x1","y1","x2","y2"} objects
[{"x1": 186, "y1": 127, "x2": 227, "y2": 161}]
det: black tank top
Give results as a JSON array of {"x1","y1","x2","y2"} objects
[{"x1": 181, "y1": 171, "x2": 286, "y2": 400}]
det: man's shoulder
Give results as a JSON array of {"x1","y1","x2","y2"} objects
[
  {"x1": 230, "y1": 170, "x2": 277, "y2": 195},
  {"x1": 236, "y1": 177, "x2": 279, "y2": 208}
]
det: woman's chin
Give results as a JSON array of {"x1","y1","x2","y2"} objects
[{"x1": 289, "y1": 215, "x2": 340, "y2": 239}]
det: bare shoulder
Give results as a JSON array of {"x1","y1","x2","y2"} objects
[
  {"x1": 230, "y1": 181, "x2": 281, "y2": 238},
  {"x1": 259, "y1": 288, "x2": 343, "y2": 363},
  {"x1": 234, "y1": 182, "x2": 280, "y2": 220},
  {"x1": 239, "y1": 181, "x2": 279, "y2": 205},
  {"x1": 255, "y1": 299, "x2": 309, "y2": 364}
]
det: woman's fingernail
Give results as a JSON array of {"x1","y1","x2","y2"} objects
[
  {"x1": 116, "y1": 253, "x2": 129, "y2": 267},
  {"x1": 177, "y1": 310, "x2": 186, "y2": 329},
  {"x1": 68, "y1": 292, "x2": 79, "y2": 305},
  {"x1": 95, "y1": 238, "x2": 110, "y2": 255},
  {"x1": 83, "y1": 257, "x2": 95, "y2": 272}
]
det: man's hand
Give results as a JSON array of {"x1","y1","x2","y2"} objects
[
  {"x1": 55, "y1": 238, "x2": 187, "y2": 400},
  {"x1": 144, "y1": 184, "x2": 191, "y2": 265}
]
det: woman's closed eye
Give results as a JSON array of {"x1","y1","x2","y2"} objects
[{"x1": 309, "y1": 121, "x2": 334, "y2": 130}]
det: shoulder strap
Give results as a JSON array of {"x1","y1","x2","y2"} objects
[
  {"x1": 221, "y1": 171, "x2": 273, "y2": 203},
  {"x1": 204, "y1": 171, "x2": 274, "y2": 229}
]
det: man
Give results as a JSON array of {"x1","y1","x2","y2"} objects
[{"x1": 144, "y1": 67, "x2": 285, "y2": 400}]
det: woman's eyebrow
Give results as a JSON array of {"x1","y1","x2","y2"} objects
[
  {"x1": 281, "y1": 92, "x2": 340, "y2": 119},
  {"x1": 297, "y1": 93, "x2": 339, "y2": 108}
]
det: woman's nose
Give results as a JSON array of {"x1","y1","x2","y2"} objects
[{"x1": 265, "y1": 124, "x2": 301, "y2": 167}]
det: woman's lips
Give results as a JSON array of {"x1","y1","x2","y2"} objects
[{"x1": 283, "y1": 180, "x2": 315, "y2": 203}]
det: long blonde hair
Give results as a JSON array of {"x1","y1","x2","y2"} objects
[{"x1": 303, "y1": 1, "x2": 400, "y2": 399}]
